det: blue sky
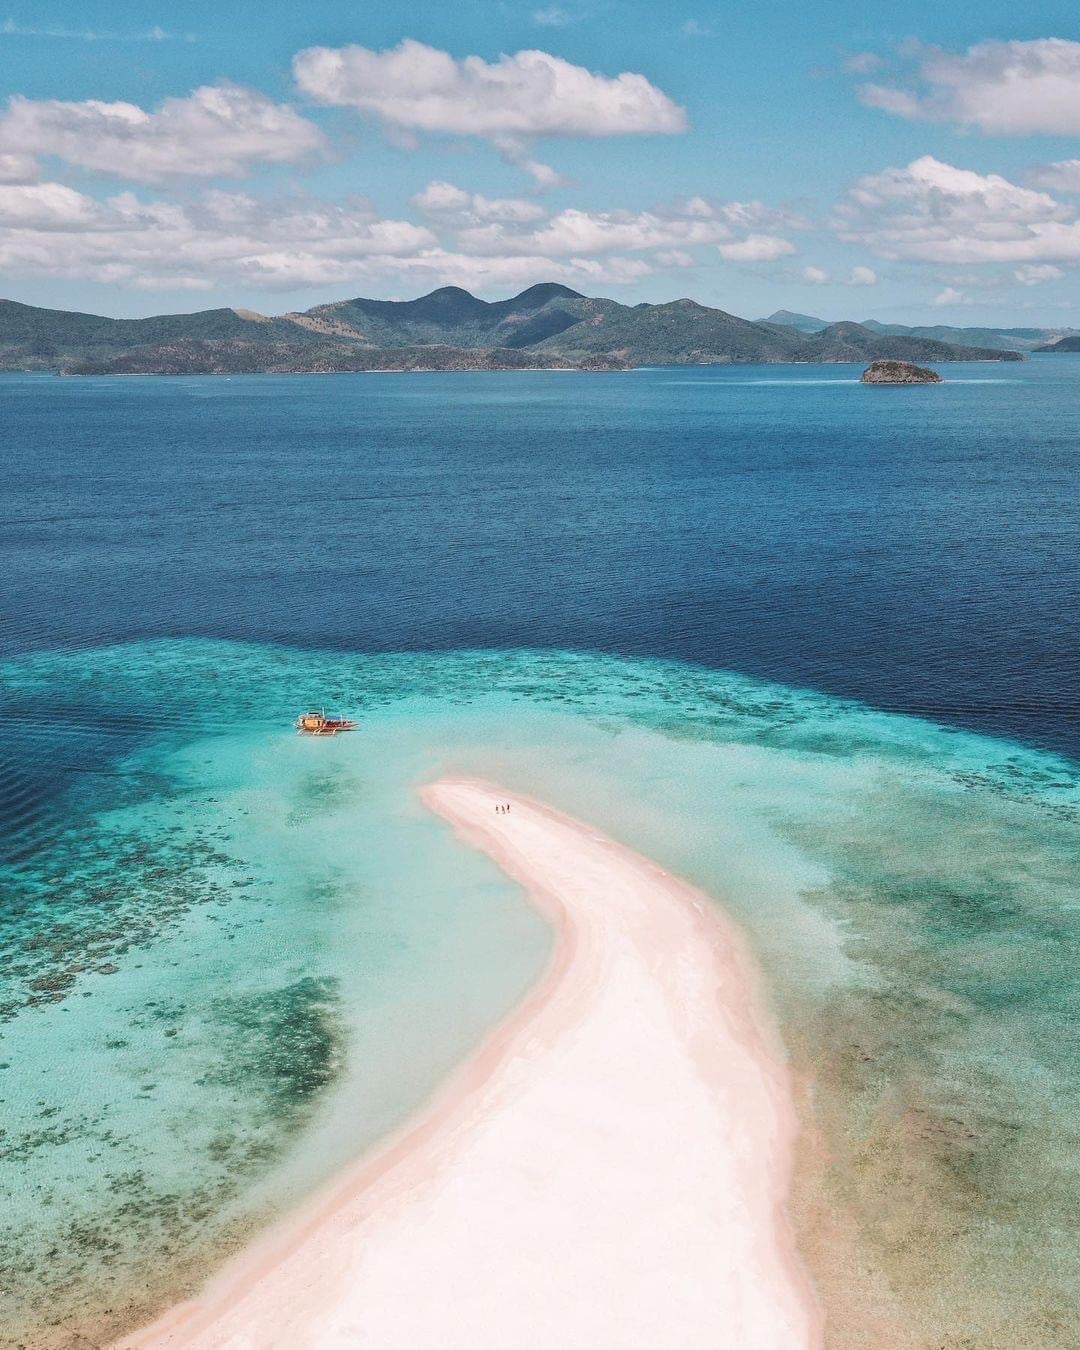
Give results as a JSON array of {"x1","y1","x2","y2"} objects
[{"x1": 1, "y1": 0, "x2": 1079, "y2": 322}]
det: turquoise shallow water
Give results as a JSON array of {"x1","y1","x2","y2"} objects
[{"x1": 1, "y1": 640, "x2": 1077, "y2": 1347}]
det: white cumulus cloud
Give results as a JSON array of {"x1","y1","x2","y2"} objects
[
  {"x1": 677, "y1": 195, "x2": 810, "y2": 230},
  {"x1": 518, "y1": 158, "x2": 566, "y2": 189},
  {"x1": 847, "y1": 265, "x2": 878, "y2": 285},
  {"x1": 716, "y1": 233, "x2": 796, "y2": 262},
  {"x1": 833, "y1": 156, "x2": 1080, "y2": 263},
  {"x1": 0, "y1": 178, "x2": 666, "y2": 294},
  {"x1": 933, "y1": 286, "x2": 967, "y2": 306},
  {"x1": 0, "y1": 151, "x2": 38, "y2": 183},
  {"x1": 292, "y1": 39, "x2": 687, "y2": 142},
  {"x1": 401, "y1": 191, "x2": 801, "y2": 271},
  {"x1": 1028, "y1": 159, "x2": 1080, "y2": 192},
  {"x1": 858, "y1": 38, "x2": 1080, "y2": 135},
  {"x1": 410, "y1": 180, "x2": 547, "y2": 222},
  {"x1": 655, "y1": 249, "x2": 694, "y2": 267},
  {"x1": 454, "y1": 205, "x2": 731, "y2": 257},
  {"x1": 0, "y1": 84, "x2": 326, "y2": 184},
  {"x1": 0, "y1": 181, "x2": 99, "y2": 227},
  {"x1": 802, "y1": 265, "x2": 829, "y2": 283},
  {"x1": 1014, "y1": 263, "x2": 1064, "y2": 285},
  {"x1": 0, "y1": 182, "x2": 437, "y2": 289}
]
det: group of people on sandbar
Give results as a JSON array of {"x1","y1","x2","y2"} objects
[{"x1": 495, "y1": 802, "x2": 512, "y2": 814}]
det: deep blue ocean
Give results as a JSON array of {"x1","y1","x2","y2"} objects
[
  {"x1": 1, "y1": 359, "x2": 1078, "y2": 1347},
  {"x1": 4, "y1": 359, "x2": 1079, "y2": 743}
]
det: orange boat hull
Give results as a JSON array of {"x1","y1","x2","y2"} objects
[{"x1": 296, "y1": 714, "x2": 357, "y2": 735}]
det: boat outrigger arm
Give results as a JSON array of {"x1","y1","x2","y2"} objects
[{"x1": 295, "y1": 711, "x2": 358, "y2": 735}]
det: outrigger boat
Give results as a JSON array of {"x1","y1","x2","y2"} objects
[{"x1": 295, "y1": 710, "x2": 358, "y2": 736}]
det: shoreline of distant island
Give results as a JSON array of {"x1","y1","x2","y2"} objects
[
  {"x1": 47, "y1": 356, "x2": 1024, "y2": 379},
  {"x1": 1, "y1": 282, "x2": 1055, "y2": 376}
]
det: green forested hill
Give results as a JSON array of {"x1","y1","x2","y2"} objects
[
  {"x1": 0, "y1": 286, "x2": 1024, "y2": 373},
  {"x1": 1034, "y1": 334, "x2": 1080, "y2": 352},
  {"x1": 795, "y1": 321, "x2": 1014, "y2": 364},
  {"x1": 0, "y1": 299, "x2": 309, "y2": 359}
]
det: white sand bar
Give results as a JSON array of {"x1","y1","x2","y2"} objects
[{"x1": 125, "y1": 778, "x2": 822, "y2": 1350}]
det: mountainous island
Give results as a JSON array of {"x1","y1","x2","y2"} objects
[
  {"x1": 0, "y1": 283, "x2": 1031, "y2": 375},
  {"x1": 1034, "y1": 334, "x2": 1080, "y2": 352},
  {"x1": 760, "y1": 309, "x2": 1075, "y2": 353}
]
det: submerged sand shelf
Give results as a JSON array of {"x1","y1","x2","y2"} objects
[
  {"x1": 123, "y1": 779, "x2": 821, "y2": 1349},
  {"x1": 6, "y1": 639, "x2": 1078, "y2": 1347}
]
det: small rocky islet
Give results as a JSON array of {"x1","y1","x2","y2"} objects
[{"x1": 860, "y1": 358, "x2": 943, "y2": 385}]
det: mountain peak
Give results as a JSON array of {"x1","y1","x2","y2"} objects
[
  {"x1": 419, "y1": 286, "x2": 479, "y2": 302},
  {"x1": 759, "y1": 310, "x2": 830, "y2": 333},
  {"x1": 507, "y1": 283, "x2": 585, "y2": 306},
  {"x1": 818, "y1": 320, "x2": 870, "y2": 338},
  {"x1": 356, "y1": 286, "x2": 494, "y2": 323}
]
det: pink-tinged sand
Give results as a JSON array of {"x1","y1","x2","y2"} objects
[{"x1": 122, "y1": 778, "x2": 822, "y2": 1350}]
